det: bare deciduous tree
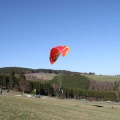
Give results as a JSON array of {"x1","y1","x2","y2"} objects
[{"x1": 19, "y1": 80, "x2": 31, "y2": 94}]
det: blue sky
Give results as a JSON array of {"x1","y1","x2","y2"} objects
[{"x1": 0, "y1": 0, "x2": 120, "y2": 75}]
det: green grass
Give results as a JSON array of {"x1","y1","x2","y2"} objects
[
  {"x1": 84, "y1": 75, "x2": 120, "y2": 82},
  {"x1": 1, "y1": 91, "x2": 120, "y2": 120}
]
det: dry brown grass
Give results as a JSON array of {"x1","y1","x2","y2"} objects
[{"x1": 25, "y1": 73, "x2": 56, "y2": 81}]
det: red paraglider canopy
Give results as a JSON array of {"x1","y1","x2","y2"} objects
[{"x1": 49, "y1": 46, "x2": 70, "y2": 64}]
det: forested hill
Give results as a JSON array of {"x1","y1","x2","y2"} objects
[
  {"x1": 0, "y1": 67, "x2": 77, "y2": 74},
  {"x1": 0, "y1": 67, "x2": 34, "y2": 74}
]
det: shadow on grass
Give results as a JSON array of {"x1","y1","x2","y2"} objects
[{"x1": 92, "y1": 105, "x2": 104, "y2": 107}]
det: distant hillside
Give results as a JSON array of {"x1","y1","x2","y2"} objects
[
  {"x1": 0, "y1": 67, "x2": 34, "y2": 74},
  {"x1": 83, "y1": 74, "x2": 120, "y2": 82},
  {"x1": 0, "y1": 67, "x2": 80, "y2": 81},
  {"x1": 0, "y1": 67, "x2": 76, "y2": 74},
  {"x1": 1, "y1": 67, "x2": 120, "y2": 82}
]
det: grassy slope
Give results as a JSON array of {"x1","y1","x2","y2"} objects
[
  {"x1": 1, "y1": 91, "x2": 120, "y2": 120},
  {"x1": 83, "y1": 75, "x2": 120, "y2": 82},
  {"x1": 25, "y1": 73, "x2": 56, "y2": 81}
]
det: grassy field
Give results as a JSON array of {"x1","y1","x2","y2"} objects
[
  {"x1": 1, "y1": 91, "x2": 120, "y2": 120},
  {"x1": 83, "y1": 74, "x2": 120, "y2": 82}
]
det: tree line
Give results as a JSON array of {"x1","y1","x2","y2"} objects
[
  {"x1": 0, "y1": 71, "x2": 120, "y2": 102},
  {"x1": 0, "y1": 71, "x2": 54, "y2": 96},
  {"x1": 0, "y1": 71, "x2": 30, "y2": 92},
  {"x1": 0, "y1": 67, "x2": 95, "y2": 75}
]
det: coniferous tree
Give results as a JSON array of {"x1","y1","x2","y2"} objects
[
  {"x1": 3, "y1": 75, "x2": 9, "y2": 88},
  {"x1": 113, "y1": 81, "x2": 120, "y2": 102},
  {"x1": 9, "y1": 71, "x2": 15, "y2": 90},
  {"x1": 0, "y1": 75, "x2": 3, "y2": 87},
  {"x1": 19, "y1": 70, "x2": 25, "y2": 81}
]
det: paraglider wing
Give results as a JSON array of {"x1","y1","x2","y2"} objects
[{"x1": 49, "y1": 46, "x2": 70, "y2": 64}]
